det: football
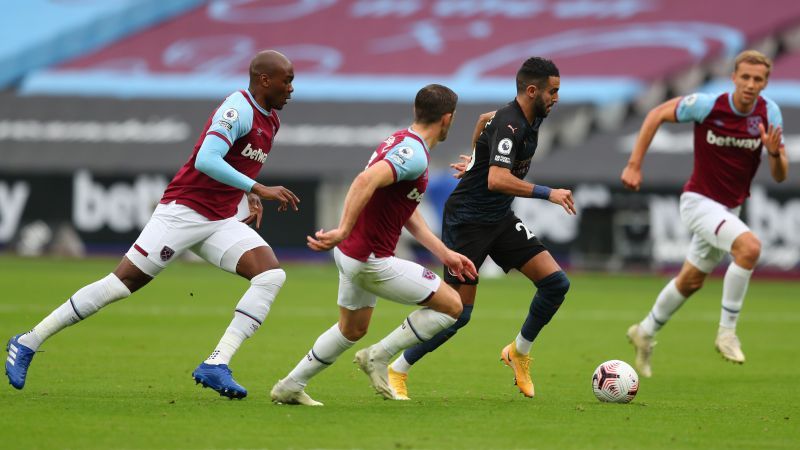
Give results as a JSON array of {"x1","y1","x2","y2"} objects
[{"x1": 591, "y1": 360, "x2": 639, "y2": 403}]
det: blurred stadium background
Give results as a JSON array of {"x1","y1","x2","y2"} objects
[{"x1": 2, "y1": 0, "x2": 800, "y2": 275}]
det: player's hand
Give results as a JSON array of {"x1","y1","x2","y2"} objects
[
  {"x1": 548, "y1": 188, "x2": 576, "y2": 215},
  {"x1": 758, "y1": 123, "x2": 783, "y2": 155},
  {"x1": 621, "y1": 165, "x2": 642, "y2": 191},
  {"x1": 307, "y1": 228, "x2": 347, "y2": 252},
  {"x1": 449, "y1": 154, "x2": 472, "y2": 179},
  {"x1": 442, "y1": 250, "x2": 478, "y2": 282},
  {"x1": 241, "y1": 193, "x2": 263, "y2": 229},
  {"x1": 252, "y1": 184, "x2": 300, "y2": 212}
]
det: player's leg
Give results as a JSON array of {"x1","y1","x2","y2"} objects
[
  {"x1": 680, "y1": 193, "x2": 753, "y2": 363},
  {"x1": 272, "y1": 250, "x2": 375, "y2": 405},
  {"x1": 497, "y1": 251, "x2": 567, "y2": 398},
  {"x1": 717, "y1": 226, "x2": 758, "y2": 364},
  {"x1": 628, "y1": 257, "x2": 708, "y2": 377},
  {"x1": 272, "y1": 307, "x2": 371, "y2": 406},
  {"x1": 391, "y1": 219, "x2": 489, "y2": 385},
  {"x1": 489, "y1": 215, "x2": 564, "y2": 398},
  {"x1": 5, "y1": 202, "x2": 203, "y2": 390},
  {"x1": 354, "y1": 256, "x2": 461, "y2": 399},
  {"x1": 390, "y1": 284, "x2": 475, "y2": 397},
  {"x1": 190, "y1": 220, "x2": 283, "y2": 398}
]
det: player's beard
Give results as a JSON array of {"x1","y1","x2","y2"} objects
[{"x1": 533, "y1": 94, "x2": 549, "y2": 118}]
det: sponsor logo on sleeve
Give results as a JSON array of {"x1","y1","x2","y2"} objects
[
  {"x1": 222, "y1": 108, "x2": 239, "y2": 122},
  {"x1": 497, "y1": 138, "x2": 513, "y2": 155},
  {"x1": 494, "y1": 155, "x2": 511, "y2": 164},
  {"x1": 217, "y1": 120, "x2": 233, "y2": 130},
  {"x1": 389, "y1": 154, "x2": 405, "y2": 165}
]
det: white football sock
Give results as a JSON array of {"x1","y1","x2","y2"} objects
[
  {"x1": 288, "y1": 323, "x2": 355, "y2": 386},
  {"x1": 390, "y1": 354, "x2": 413, "y2": 374},
  {"x1": 514, "y1": 333, "x2": 533, "y2": 355},
  {"x1": 720, "y1": 262, "x2": 752, "y2": 330},
  {"x1": 18, "y1": 273, "x2": 130, "y2": 351},
  {"x1": 379, "y1": 308, "x2": 456, "y2": 357},
  {"x1": 640, "y1": 278, "x2": 687, "y2": 336},
  {"x1": 205, "y1": 269, "x2": 284, "y2": 365}
]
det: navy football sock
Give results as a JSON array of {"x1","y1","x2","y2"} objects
[
  {"x1": 403, "y1": 304, "x2": 473, "y2": 365},
  {"x1": 520, "y1": 271, "x2": 570, "y2": 343}
]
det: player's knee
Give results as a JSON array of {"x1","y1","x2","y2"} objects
[
  {"x1": 430, "y1": 284, "x2": 463, "y2": 319},
  {"x1": 676, "y1": 274, "x2": 704, "y2": 295},
  {"x1": 442, "y1": 291, "x2": 463, "y2": 320},
  {"x1": 340, "y1": 323, "x2": 369, "y2": 341},
  {"x1": 72, "y1": 273, "x2": 132, "y2": 319},
  {"x1": 733, "y1": 235, "x2": 761, "y2": 265},
  {"x1": 236, "y1": 268, "x2": 286, "y2": 326},
  {"x1": 534, "y1": 271, "x2": 570, "y2": 301},
  {"x1": 251, "y1": 268, "x2": 286, "y2": 289}
]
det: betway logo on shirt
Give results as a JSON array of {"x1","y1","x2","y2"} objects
[
  {"x1": 407, "y1": 187, "x2": 424, "y2": 203},
  {"x1": 706, "y1": 129, "x2": 761, "y2": 151},
  {"x1": 241, "y1": 143, "x2": 267, "y2": 163}
]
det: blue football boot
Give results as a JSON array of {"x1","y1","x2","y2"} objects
[
  {"x1": 6, "y1": 335, "x2": 36, "y2": 390},
  {"x1": 191, "y1": 363, "x2": 247, "y2": 399}
]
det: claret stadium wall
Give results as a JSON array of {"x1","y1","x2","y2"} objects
[{"x1": 2, "y1": 0, "x2": 800, "y2": 274}]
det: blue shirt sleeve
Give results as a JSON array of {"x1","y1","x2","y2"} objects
[
  {"x1": 675, "y1": 93, "x2": 716, "y2": 123},
  {"x1": 194, "y1": 92, "x2": 257, "y2": 192},
  {"x1": 764, "y1": 96, "x2": 785, "y2": 146},
  {"x1": 384, "y1": 138, "x2": 428, "y2": 181},
  {"x1": 206, "y1": 92, "x2": 254, "y2": 145},
  {"x1": 195, "y1": 134, "x2": 257, "y2": 192}
]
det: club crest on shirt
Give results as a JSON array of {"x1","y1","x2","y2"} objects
[
  {"x1": 747, "y1": 116, "x2": 762, "y2": 136},
  {"x1": 160, "y1": 246, "x2": 175, "y2": 262}
]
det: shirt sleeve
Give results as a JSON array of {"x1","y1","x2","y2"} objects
[
  {"x1": 675, "y1": 93, "x2": 716, "y2": 123},
  {"x1": 194, "y1": 134, "x2": 257, "y2": 192},
  {"x1": 764, "y1": 96, "x2": 785, "y2": 146},
  {"x1": 383, "y1": 138, "x2": 428, "y2": 181},
  {"x1": 205, "y1": 92, "x2": 254, "y2": 146},
  {"x1": 487, "y1": 114, "x2": 518, "y2": 169}
]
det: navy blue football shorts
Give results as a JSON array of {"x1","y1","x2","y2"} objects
[{"x1": 441, "y1": 211, "x2": 547, "y2": 285}]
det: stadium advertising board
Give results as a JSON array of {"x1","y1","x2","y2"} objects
[{"x1": 0, "y1": 171, "x2": 318, "y2": 254}]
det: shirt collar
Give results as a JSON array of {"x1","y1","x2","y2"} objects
[{"x1": 246, "y1": 89, "x2": 271, "y2": 116}]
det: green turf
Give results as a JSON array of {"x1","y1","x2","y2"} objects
[{"x1": 1, "y1": 255, "x2": 797, "y2": 449}]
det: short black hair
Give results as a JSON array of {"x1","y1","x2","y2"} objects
[
  {"x1": 516, "y1": 57, "x2": 559, "y2": 93},
  {"x1": 414, "y1": 84, "x2": 458, "y2": 124}
]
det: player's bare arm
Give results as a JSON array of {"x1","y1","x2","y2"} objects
[
  {"x1": 759, "y1": 122, "x2": 789, "y2": 182},
  {"x1": 307, "y1": 161, "x2": 395, "y2": 251},
  {"x1": 251, "y1": 183, "x2": 300, "y2": 212},
  {"x1": 621, "y1": 97, "x2": 681, "y2": 191},
  {"x1": 450, "y1": 111, "x2": 496, "y2": 179},
  {"x1": 404, "y1": 209, "x2": 478, "y2": 282},
  {"x1": 487, "y1": 165, "x2": 576, "y2": 215}
]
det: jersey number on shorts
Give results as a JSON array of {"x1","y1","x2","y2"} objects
[{"x1": 515, "y1": 222, "x2": 536, "y2": 239}]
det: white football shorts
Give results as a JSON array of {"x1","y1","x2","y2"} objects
[
  {"x1": 333, "y1": 247, "x2": 442, "y2": 310},
  {"x1": 679, "y1": 192, "x2": 750, "y2": 273},
  {"x1": 125, "y1": 201, "x2": 267, "y2": 277}
]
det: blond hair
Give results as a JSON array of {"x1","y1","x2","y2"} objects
[{"x1": 734, "y1": 50, "x2": 772, "y2": 75}]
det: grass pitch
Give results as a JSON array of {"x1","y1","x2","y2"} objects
[{"x1": 1, "y1": 255, "x2": 797, "y2": 449}]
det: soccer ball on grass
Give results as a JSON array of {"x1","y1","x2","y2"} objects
[{"x1": 591, "y1": 360, "x2": 639, "y2": 403}]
